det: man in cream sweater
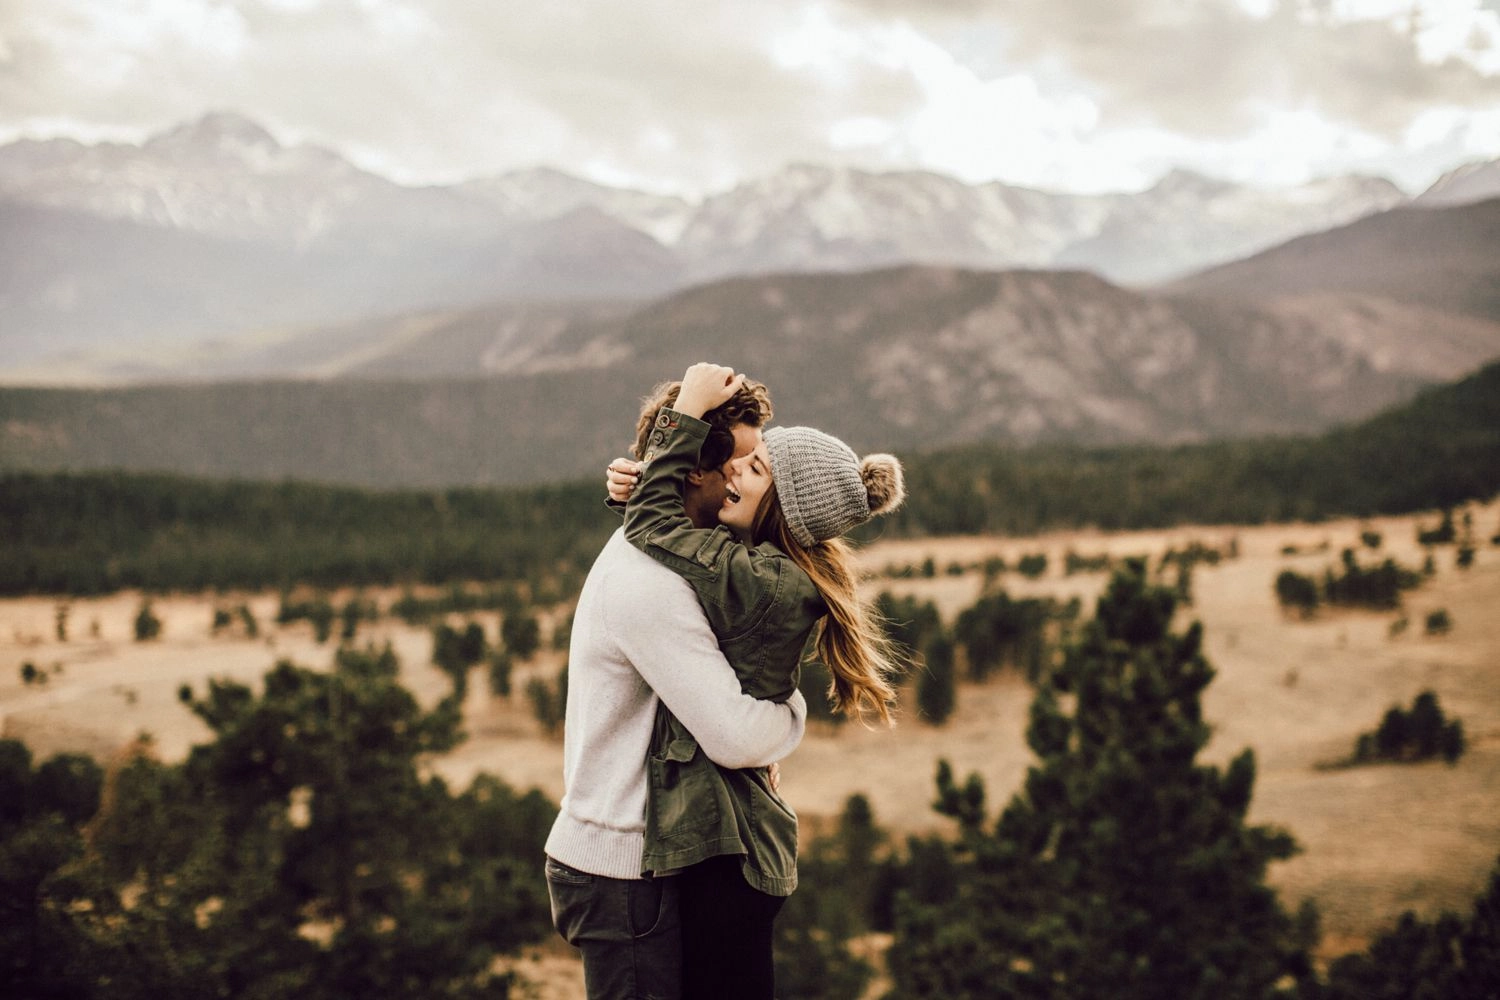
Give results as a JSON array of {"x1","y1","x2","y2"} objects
[{"x1": 543, "y1": 377, "x2": 805, "y2": 1000}]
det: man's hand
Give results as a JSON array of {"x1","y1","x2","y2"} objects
[
  {"x1": 768, "y1": 761, "x2": 781, "y2": 793},
  {"x1": 606, "y1": 458, "x2": 641, "y2": 503},
  {"x1": 675, "y1": 362, "x2": 745, "y2": 420}
]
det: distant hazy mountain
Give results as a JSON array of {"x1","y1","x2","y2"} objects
[
  {"x1": 0, "y1": 113, "x2": 487, "y2": 245},
  {"x1": 456, "y1": 167, "x2": 696, "y2": 246},
  {"x1": 681, "y1": 164, "x2": 1405, "y2": 287},
  {"x1": 1415, "y1": 158, "x2": 1500, "y2": 207},
  {"x1": 6, "y1": 239, "x2": 1498, "y2": 487},
  {"x1": 0, "y1": 114, "x2": 684, "y2": 374},
  {"x1": 72, "y1": 298, "x2": 641, "y2": 383},
  {"x1": 0, "y1": 112, "x2": 1437, "y2": 381},
  {"x1": 1052, "y1": 169, "x2": 1405, "y2": 285},
  {"x1": 1167, "y1": 197, "x2": 1500, "y2": 324},
  {"x1": 671, "y1": 163, "x2": 1118, "y2": 279},
  {"x1": 60, "y1": 192, "x2": 1498, "y2": 389}
]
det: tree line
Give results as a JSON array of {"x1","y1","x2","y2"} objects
[
  {"x1": 870, "y1": 358, "x2": 1500, "y2": 538},
  {"x1": 3, "y1": 359, "x2": 1497, "y2": 598},
  {"x1": 0, "y1": 471, "x2": 609, "y2": 596}
]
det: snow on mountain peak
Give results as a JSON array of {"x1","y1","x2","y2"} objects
[
  {"x1": 0, "y1": 109, "x2": 1483, "y2": 290},
  {"x1": 1148, "y1": 169, "x2": 1237, "y2": 199},
  {"x1": 457, "y1": 166, "x2": 695, "y2": 244},
  {"x1": 1416, "y1": 158, "x2": 1500, "y2": 207},
  {"x1": 0, "y1": 111, "x2": 432, "y2": 243},
  {"x1": 145, "y1": 111, "x2": 281, "y2": 156}
]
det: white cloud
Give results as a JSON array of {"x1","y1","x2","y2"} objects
[
  {"x1": 0, "y1": 0, "x2": 1495, "y2": 196},
  {"x1": 1233, "y1": 0, "x2": 1279, "y2": 17},
  {"x1": 1407, "y1": 102, "x2": 1500, "y2": 159},
  {"x1": 1323, "y1": 0, "x2": 1500, "y2": 71},
  {"x1": 758, "y1": 14, "x2": 1110, "y2": 187},
  {"x1": 830, "y1": 116, "x2": 899, "y2": 150},
  {"x1": 892, "y1": 30, "x2": 1103, "y2": 187}
]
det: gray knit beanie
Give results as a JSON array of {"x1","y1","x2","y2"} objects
[{"x1": 763, "y1": 426, "x2": 906, "y2": 547}]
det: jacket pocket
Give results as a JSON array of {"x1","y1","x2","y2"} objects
[
  {"x1": 744, "y1": 768, "x2": 799, "y2": 865},
  {"x1": 647, "y1": 735, "x2": 721, "y2": 838}
]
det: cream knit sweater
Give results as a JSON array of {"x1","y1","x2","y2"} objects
[{"x1": 543, "y1": 529, "x2": 808, "y2": 880}]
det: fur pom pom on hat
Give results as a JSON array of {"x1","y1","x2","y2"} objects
[{"x1": 763, "y1": 426, "x2": 906, "y2": 547}]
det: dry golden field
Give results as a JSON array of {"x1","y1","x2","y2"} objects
[{"x1": 3, "y1": 499, "x2": 1498, "y2": 990}]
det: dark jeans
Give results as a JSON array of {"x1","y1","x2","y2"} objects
[
  {"x1": 546, "y1": 856, "x2": 682, "y2": 1000},
  {"x1": 678, "y1": 855, "x2": 787, "y2": 1000}
]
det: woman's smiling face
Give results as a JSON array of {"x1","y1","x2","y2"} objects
[{"x1": 720, "y1": 440, "x2": 774, "y2": 536}]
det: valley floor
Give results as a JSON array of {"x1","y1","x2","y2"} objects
[{"x1": 3, "y1": 499, "x2": 1497, "y2": 974}]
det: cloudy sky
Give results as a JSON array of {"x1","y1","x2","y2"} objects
[{"x1": 3, "y1": 0, "x2": 1498, "y2": 197}]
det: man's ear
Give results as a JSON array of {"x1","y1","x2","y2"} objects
[{"x1": 685, "y1": 468, "x2": 708, "y2": 486}]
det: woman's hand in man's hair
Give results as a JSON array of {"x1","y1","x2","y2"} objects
[{"x1": 674, "y1": 362, "x2": 746, "y2": 420}]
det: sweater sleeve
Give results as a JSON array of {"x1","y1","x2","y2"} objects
[{"x1": 605, "y1": 563, "x2": 806, "y2": 768}]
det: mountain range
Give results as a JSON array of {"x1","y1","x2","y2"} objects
[
  {"x1": 3, "y1": 192, "x2": 1497, "y2": 488},
  {"x1": 8, "y1": 111, "x2": 1496, "y2": 382},
  {"x1": 2, "y1": 111, "x2": 1498, "y2": 489}
]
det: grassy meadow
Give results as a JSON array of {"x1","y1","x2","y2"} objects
[{"x1": 4, "y1": 498, "x2": 1497, "y2": 993}]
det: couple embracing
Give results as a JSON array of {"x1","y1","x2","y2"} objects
[{"x1": 542, "y1": 363, "x2": 908, "y2": 999}]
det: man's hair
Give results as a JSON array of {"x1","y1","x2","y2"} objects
[{"x1": 631, "y1": 377, "x2": 774, "y2": 470}]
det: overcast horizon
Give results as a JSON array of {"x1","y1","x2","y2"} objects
[{"x1": 3, "y1": 0, "x2": 1499, "y2": 198}]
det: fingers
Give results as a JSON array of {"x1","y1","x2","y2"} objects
[
  {"x1": 684, "y1": 361, "x2": 734, "y2": 380},
  {"x1": 605, "y1": 458, "x2": 640, "y2": 502},
  {"x1": 684, "y1": 363, "x2": 744, "y2": 388},
  {"x1": 678, "y1": 363, "x2": 748, "y2": 418},
  {"x1": 681, "y1": 362, "x2": 736, "y2": 396},
  {"x1": 607, "y1": 458, "x2": 641, "y2": 479}
]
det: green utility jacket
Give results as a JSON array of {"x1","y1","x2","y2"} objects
[{"x1": 622, "y1": 408, "x2": 826, "y2": 895}]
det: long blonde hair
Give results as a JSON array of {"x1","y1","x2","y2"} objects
[{"x1": 753, "y1": 485, "x2": 900, "y2": 726}]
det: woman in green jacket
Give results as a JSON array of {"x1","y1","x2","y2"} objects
[{"x1": 613, "y1": 361, "x2": 906, "y2": 999}]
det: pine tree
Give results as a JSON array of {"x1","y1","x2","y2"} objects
[
  {"x1": 53, "y1": 646, "x2": 548, "y2": 999},
  {"x1": 0, "y1": 740, "x2": 103, "y2": 999},
  {"x1": 876, "y1": 592, "x2": 942, "y2": 657},
  {"x1": 773, "y1": 795, "x2": 880, "y2": 1000},
  {"x1": 916, "y1": 633, "x2": 957, "y2": 726},
  {"x1": 952, "y1": 591, "x2": 1058, "y2": 681},
  {"x1": 501, "y1": 611, "x2": 540, "y2": 660},
  {"x1": 133, "y1": 600, "x2": 162, "y2": 641},
  {"x1": 888, "y1": 559, "x2": 1316, "y2": 999}
]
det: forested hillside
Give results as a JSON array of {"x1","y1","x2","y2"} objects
[
  {"x1": 888, "y1": 357, "x2": 1500, "y2": 536},
  {"x1": 4, "y1": 360, "x2": 1496, "y2": 597}
]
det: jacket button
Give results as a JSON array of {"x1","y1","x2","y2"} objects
[
  {"x1": 651, "y1": 431, "x2": 666, "y2": 446},
  {"x1": 656, "y1": 414, "x2": 671, "y2": 428}
]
